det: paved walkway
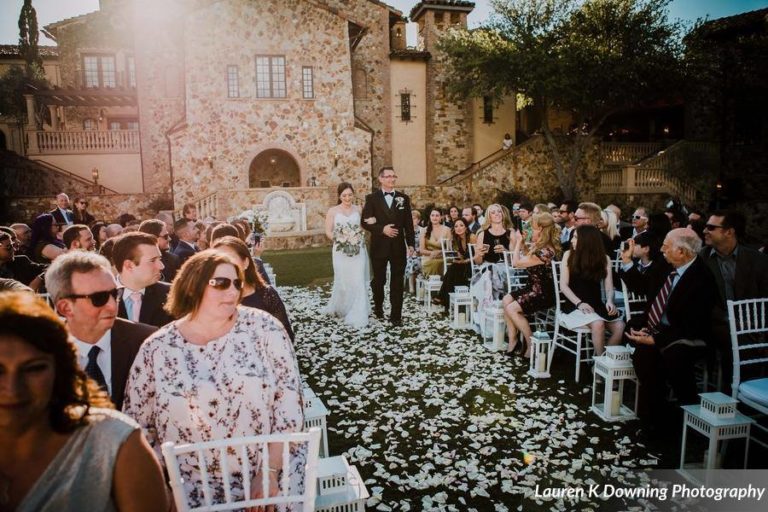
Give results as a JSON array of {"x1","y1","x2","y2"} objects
[{"x1": 285, "y1": 286, "x2": 664, "y2": 511}]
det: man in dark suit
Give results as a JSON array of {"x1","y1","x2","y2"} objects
[
  {"x1": 0, "y1": 231, "x2": 46, "y2": 290},
  {"x1": 139, "y1": 219, "x2": 181, "y2": 282},
  {"x1": 172, "y1": 218, "x2": 199, "y2": 265},
  {"x1": 618, "y1": 231, "x2": 671, "y2": 306},
  {"x1": 46, "y1": 251, "x2": 156, "y2": 410},
  {"x1": 626, "y1": 228, "x2": 718, "y2": 430},
  {"x1": 462, "y1": 207, "x2": 481, "y2": 234},
  {"x1": 50, "y1": 192, "x2": 74, "y2": 225},
  {"x1": 700, "y1": 210, "x2": 768, "y2": 393},
  {"x1": 361, "y1": 167, "x2": 415, "y2": 326},
  {"x1": 113, "y1": 232, "x2": 174, "y2": 327}
]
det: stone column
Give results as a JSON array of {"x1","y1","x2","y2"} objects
[
  {"x1": 48, "y1": 105, "x2": 59, "y2": 130},
  {"x1": 24, "y1": 94, "x2": 39, "y2": 154}
]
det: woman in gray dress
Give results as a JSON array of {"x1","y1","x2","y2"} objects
[{"x1": 0, "y1": 292, "x2": 168, "y2": 512}]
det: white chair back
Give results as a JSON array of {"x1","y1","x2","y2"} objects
[
  {"x1": 619, "y1": 280, "x2": 647, "y2": 322},
  {"x1": 551, "y1": 260, "x2": 565, "y2": 314},
  {"x1": 468, "y1": 243, "x2": 480, "y2": 278},
  {"x1": 727, "y1": 298, "x2": 768, "y2": 399},
  {"x1": 440, "y1": 237, "x2": 457, "y2": 276},
  {"x1": 162, "y1": 428, "x2": 321, "y2": 512}
]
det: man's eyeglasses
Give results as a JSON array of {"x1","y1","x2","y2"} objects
[
  {"x1": 64, "y1": 288, "x2": 120, "y2": 307},
  {"x1": 704, "y1": 224, "x2": 725, "y2": 231},
  {"x1": 574, "y1": 216, "x2": 589, "y2": 221},
  {"x1": 208, "y1": 277, "x2": 243, "y2": 291},
  {"x1": 381, "y1": 174, "x2": 397, "y2": 179}
]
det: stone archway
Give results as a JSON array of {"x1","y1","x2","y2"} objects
[{"x1": 249, "y1": 149, "x2": 301, "y2": 188}]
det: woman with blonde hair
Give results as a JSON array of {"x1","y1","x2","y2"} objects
[
  {"x1": 473, "y1": 203, "x2": 517, "y2": 299},
  {"x1": 501, "y1": 212, "x2": 561, "y2": 357},
  {"x1": 600, "y1": 208, "x2": 621, "y2": 253}
]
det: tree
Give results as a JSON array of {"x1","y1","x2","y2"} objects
[
  {"x1": 18, "y1": 0, "x2": 44, "y2": 79},
  {"x1": 438, "y1": 0, "x2": 685, "y2": 199}
]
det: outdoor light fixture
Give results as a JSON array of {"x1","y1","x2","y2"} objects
[
  {"x1": 334, "y1": 152, "x2": 340, "y2": 167},
  {"x1": 203, "y1": 155, "x2": 214, "y2": 168},
  {"x1": 91, "y1": 167, "x2": 99, "y2": 184}
]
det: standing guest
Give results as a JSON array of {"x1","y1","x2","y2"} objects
[
  {"x1": 45, "y1": 251, "x2": 157, "y2": 410},
  {"x1": 0, "y1": 231, "x2": 46, "y2": 289},
  {"x1": 420, "y1": 208, "x2": 452, "y2": 276},
  {"x1": 559, "y1": 226, "x2": 625, "y2": 356},
  {"x1": 139, "y1": 219, "x2": 180, "y2": 282},
  {"x1": 172, "y1": 218, "x2": 199, "y2": 265},
  {"x1": 501, "y1": 212, "x2": 561, "y2": 357},
  {"x1": 436, "y1": 218, "x2": 476, "y2": 311},
  {"x1": 182, "y1": 202, "x2": 198, "y2": 222},
  {"x1": 462, "y1": 206, "x2": 481, "y2": 234},
  {"x1": 631, "y1": 207, "x2": 649, "y2": 237},
  {"x1": 113, "y1": 233, "x2": 173, "y2": 328},
  {"x1": 0, "y1": 292, "x2": 168, "y2": 512},
  {"x1": 105, "y1": 223, "x2": 124, "y2": 239},
  {"x1": 72, "y1": 197, "x2": 95, "y2": 226},
  {"x1": 211, "y1": 236, "x2": 294, "y2": 342},
  {"x1": 10, "y1": 223, "x2": 32, "y2": 256},
  {"x1": 405, "y1": 210, "x2": 423, "y2": 292},
  {"x1": 557, "y1": 200, "x2": 578, "y2": 251},
  {"x1": 62, "y1": 224, "x2": 95, "y2": 252},
  {"x1": 50, "y1": 192, "x2": 74, "y2": 225},
  {"x1": 90, "y1": 222, "x2": 108, "y2": 251},
  {"x1": 123, "y1": 251, "x2": 304, "y2": 508},
  {"x1": 29, "y1": 213, "x2": 65, "y2": 264},
  {"x1": 626, "y1": 229, "x2": 718, "y2": 429},
  {"x1": 502, "y1": 132, "x2": 513, "y2": 150}
]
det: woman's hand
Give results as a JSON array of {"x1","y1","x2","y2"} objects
[
  {"x1": 577, "y1": 302, "x2": 595, "y2": 314},
  {"x1": 364, "y1": 217, "x2": 377, "y2": 225},
  {"x1": 606, "y1": 301, "x2": 617, "y2": 316},
  {"x1": 248, "y1": 471, "x2": 279, "y2": 512}
]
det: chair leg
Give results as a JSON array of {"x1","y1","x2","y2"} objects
[
  {"x1": 575, "y1": 331, "x2": 582, "y2": 383},
  {"x1": 548, "y1": 323, "x2": 560, "y2": 371}
]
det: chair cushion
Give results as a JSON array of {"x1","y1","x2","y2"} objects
[{"x1": 739, "y1": 378, "x2": 768, "y2": 408}]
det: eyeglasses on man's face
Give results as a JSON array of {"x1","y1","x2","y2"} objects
[
  {"x1": 704, "y1": 224, "x2": 725, "y2": 231},
  {"x1": 64, "y1": 288, "x2": 120, "y2": 307},
  {"x1": 381, "y1": 174, "x2": 397, "y2": 179}
]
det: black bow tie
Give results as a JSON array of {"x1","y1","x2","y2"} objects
[{"x1": 384, "y1": 192, "x2": 395, "y2": 197}]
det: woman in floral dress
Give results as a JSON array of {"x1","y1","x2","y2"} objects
[{"x1": 123, "y1": 250, "x2": 304, "y2": 509}]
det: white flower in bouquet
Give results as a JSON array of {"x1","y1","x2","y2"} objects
[{"x1": 333, "y1": 221, "x2": 364, "y2": 257}]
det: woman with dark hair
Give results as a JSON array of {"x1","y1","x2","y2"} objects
[
  {"x1": 321, "y1": 182, "x2": 370, "y2": 328},
  {"x1": 420, "y1": 208, "x2": 451, "y2": 276},
  {"x1": 212, "y1": 236, "x2": 294, "y2": 342},
  {"x1": 90, "y1": 222, "x2": 108, "y2": 251},
  {"x1": 0, "y1": 292, "x2": 167, "y2": 512},
  {"x1": 560, "y1": 225, "x2": 625, "y2": 355},
  {"x1": 435, "y1": 218, "x2": 476, "y2": 311},
  {"x1": 72, "y1": 197, "x2": 96, "y2": 226},
  {"x1": 29, "y1": 213, "x2": 65, "y2": 264},
  {"x1": 123, "y1": 250, "x2": 304, "y2": 508}
]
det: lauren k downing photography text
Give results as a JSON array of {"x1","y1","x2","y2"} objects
[{"x1": 533, "y1": 483, "x2": 766, "y2": 502}]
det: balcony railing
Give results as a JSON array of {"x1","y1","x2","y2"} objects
[
  {"x1": 600, "y1": 142, "x2": 667, "y2": 165},
  {"x1": 32, "y1": 130, "x2": 140, "y2": 154}
]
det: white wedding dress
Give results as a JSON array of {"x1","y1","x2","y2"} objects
[{"x1": 322, "y1": 210, "x2": 370, "y2": 328}]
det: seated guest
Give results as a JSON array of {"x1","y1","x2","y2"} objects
[
  {"x1": 0, "y1": 231, "x2": 46, "y2": 290},
  {"x1": 194, "y1": 221, "x2": 208, "y2": 250},
  {"x1": 105, "y1": 223, "x2": 123, "y2": 239},
  {"x1": 0, "y1": 292, "x2": 167, "y2": 512},
  {"x1": 560, "y1": 226, "x2": 625, "y2": 356},
  {"x1": 573, "y1": 202, "x2": 614, "y2": 256},
  {"x1": 405, "y1": 210, "x2": 423, "y2": 292},
  {"x1": 91, "y1": 222, "x2": 108, "y2": 252},
  {"x1": 502, "y1": 212, "x2": 561, "y2": 357},
  {"x1": 10, "y1": 223, "x2": 32, "y2": 256},
  {"x1": 49, "y1": 192, "x2": 74, "y2": 225},
  {"x1": 117, "y1": 213, "x2": 137, "y2": 228},
  {"x1": 618, "y1": 231, "x2": 671, "y2": 305},
  {"x1": 139, "y1": 219, "x2": 180, "y2": 282},
  {"x1": 0, "y1": 277, "x2": 33, "y2": 292},
  {"x1": 46, "y1": 252, "x2": 157, "y2": 410},
  {"x1": 72, "y1": 197, "x2": 95, "y2": 226},
  {"x1": 436, "y1": 219, "x2": 476, "y2": 312},
  {"x1": 599, "y1": 209, "x2": 621, "y2": 254},
  {"x1": 156, "y1": 212, "x2": 177, "y2": 251},
  {"x1": 700, "y1": 211, "x2": 768, "y2": 393},
  {"x1": 123, "y1": 251, "x2": 304, "y2": 508},
  {"x1": 557, "y1": 200, "x2": 578, "y2": 252},
  {"x1": 29, "y1": 213, "x2": 65, "y2": 264},
  {"x1": 212, "y1": 224, "x2": 271, "y2": 285},
  {"x1": 210, "y1": 223, "x2": 240, "y2": 242},
  {"x1": 647, "y1": 212, "x2": 672, "y2": 240},
  {"x1": 631, "y1": 207, "x2": 649, "y2": 237},
  {"x1": 474, "y1": 203, "x2": 516, "y2": 299},
  {"x1": 211, "y1": 236, "x2": 294, "y2": 342},
  {"x1": 626, "y1": 228, "x2": 718, "y2": 430},
  {"x1": 420, "y1": 208, "x2": 451, "y2": 276},
  {"x1": 462, "y1": 206, "x2": 481, "y2": 234},
  {"x1": 113, "y1": 233, "x2": 173, "y2": 328},
  {"x1": 172, "y1": 218, "x2": 199, "y2": 265},
  {"x1": 62, "y1": 224, "x2": 95, "y2": 252}
]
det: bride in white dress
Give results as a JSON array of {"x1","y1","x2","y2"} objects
[{"x1": 322, "y1": 182, "x2": 370, "y2": 328}]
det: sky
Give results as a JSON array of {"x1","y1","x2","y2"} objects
[{"x1": 1, "y1": 0, "x2": 767, "y2": 46}]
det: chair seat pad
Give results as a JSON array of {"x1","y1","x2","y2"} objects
[{"x1": 739, "y1": 378, "x2": 768, "y2": 407}]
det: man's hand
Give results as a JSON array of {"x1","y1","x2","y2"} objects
[
  {"x1": 626, "y1": 328, "x2": 655, "y2": 345},
  {"x1": 383, "y1": 224, "x2": 399, "y2": 238},
  {"x1": 364, "y1": 217, "x2": 377, "y2": 225}
]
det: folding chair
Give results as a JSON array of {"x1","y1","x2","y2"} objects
[
  {"x1": 619, "y1": 279, "x2": 647, "y2": 323},
  {"x1": 440, "y1": 237, "x2": 457, "y2": 276}
]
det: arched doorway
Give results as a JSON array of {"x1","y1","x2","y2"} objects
[{"x1": 249, "y1": 149, "x2": 300, "y2": 188}]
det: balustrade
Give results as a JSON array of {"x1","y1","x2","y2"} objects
[{"x1": 34, "y1": 130, "x2": 140, "y2": 154}]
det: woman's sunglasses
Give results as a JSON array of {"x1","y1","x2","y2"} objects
[
  {"x1": 208, "y1": 277, "x2": 243, "y2": 291},
  {"x1": 64, "y1": 288, "x2": 120, "y2": 307}
]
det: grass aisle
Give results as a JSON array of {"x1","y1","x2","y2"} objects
[{"x1": 283, "y1": 285, "x2": 667, "y2": 511}]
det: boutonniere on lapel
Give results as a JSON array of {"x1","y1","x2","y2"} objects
[{"x1": 395, "y1": 196, "x2": 405, "y2": 209}]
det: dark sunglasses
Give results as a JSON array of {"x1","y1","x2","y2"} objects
[
  {"x1": 65, "y1": 288, "x2": 120, "y2": 307},
  {"x1": 79, "y1": 201, "x2": 88, "y2": 206},
  {"x1": 632, "y1": 215, "x2": 647, "y2": 220},
  {"x1": 208, "y1": 277, "x2": 243, "y2": 291},
  {"x1": 704, "y1": 224, "x2": 725, "y2": 231}
]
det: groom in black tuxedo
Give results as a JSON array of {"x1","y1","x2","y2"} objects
[{"x1": 362, "y1": 167, "x2": 415, "y2": 326}]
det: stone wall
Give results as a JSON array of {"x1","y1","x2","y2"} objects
[{"x1": 1, "y1": 150, "x2": 101, "y2": 198}]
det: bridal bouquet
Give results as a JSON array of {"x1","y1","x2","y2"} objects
[{"x1": 333, "y1": 222, "x2": 364, "y2": 257}]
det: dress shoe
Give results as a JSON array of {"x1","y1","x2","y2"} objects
[
  {"x1": 373, "y1": 308, "x2": 384, "y2": 319},
  {"x1": 390, "y1": 318, "x2": 402, "y2": 327}
]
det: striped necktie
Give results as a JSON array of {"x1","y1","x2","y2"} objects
[{"x1": 647, "y1": 271, "x2": 678, "y2": 330}]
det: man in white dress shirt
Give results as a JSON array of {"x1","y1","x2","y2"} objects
[{"x1": 46, "y1": 251, "x2": 156, "y2": 409}]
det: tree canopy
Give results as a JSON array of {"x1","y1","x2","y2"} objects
[{"x1": 438, "y1": 0, "x2": 686, "y2": 199}]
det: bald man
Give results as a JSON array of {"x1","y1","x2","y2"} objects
[{"x1": 50, "y1": 193, "x2": 74, "y2": 225}]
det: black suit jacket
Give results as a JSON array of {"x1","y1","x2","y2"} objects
[
  {"x1": 161, "y1": 250, "x2": 181, "y2": 282},
  {"x1": 361, "y1": 189, "x2": 415, "y2": 258},
  {"x1": 0, "y1": 255, "x2": 47, "y2": 285},
  {"x1": 172, "y1": 240, "x2": 197, "y2": 265},
  {"x1": 110, "y1": 318, "x2": 156, "y2": 410},
  {"x1": 699, "y1": 245, "x2": 768, "y2": 311},
  {"x1": 50, "y1": 208, "x2": 73, "y2": 225},
  {"x1": 618, "y1": 257, "x2": 673, "y2": 300},
  {"x1": 117, "y1": 281, "x2": 174, "y2": 327},
  {"x1": 254, "y1": 258, "x2": 272, "y2": 285},
  {"x1": 647, "y1": 257, "x2": 718, "y2": 350}
]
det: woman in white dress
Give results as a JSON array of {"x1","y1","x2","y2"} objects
[{"x1": 322, "y1": 182, "x2": 370, "y2": 328}]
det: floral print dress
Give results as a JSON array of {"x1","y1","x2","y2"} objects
[{"x1": 123, "y1": 306, "x2": 305, "y2": 509}]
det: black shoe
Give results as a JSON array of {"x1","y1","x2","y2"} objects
[
  {"x1": 390, "y1": 318, "x2": 402, "y2": 327},
  {"x1": 374, "y1": 308, "x2": 384, "y2": 319}
]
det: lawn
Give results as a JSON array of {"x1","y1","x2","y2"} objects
[{"x1": 262, "y1": 246, "x2": 333, "y2": 286}]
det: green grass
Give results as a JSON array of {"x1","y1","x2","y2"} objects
[{"x1": 262, "y1": 246, "x2": 333, "y2": 286}]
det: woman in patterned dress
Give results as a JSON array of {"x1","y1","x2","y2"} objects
[
  {"x1": 123, "y1": 250, "x2": 304, "y2": 509},
  {"x1": 501, "y1": 212, "x2": 561, "y2": 357}
]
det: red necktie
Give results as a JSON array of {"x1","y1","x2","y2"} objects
[{"x1": 647, "y1": 271, "x2": 678, "y2": 330}]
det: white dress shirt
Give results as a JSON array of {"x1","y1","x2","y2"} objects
[{"x1": 72, "y1": 330, "x2": 113, "y2": 394}]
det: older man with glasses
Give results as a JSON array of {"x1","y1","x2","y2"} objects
[
  {"x1": 631, "y1": 207, "x2": 649, "y2": 237},
  {"x1": 45, "y1": 251, "x2": 157, "y2": 410}
]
